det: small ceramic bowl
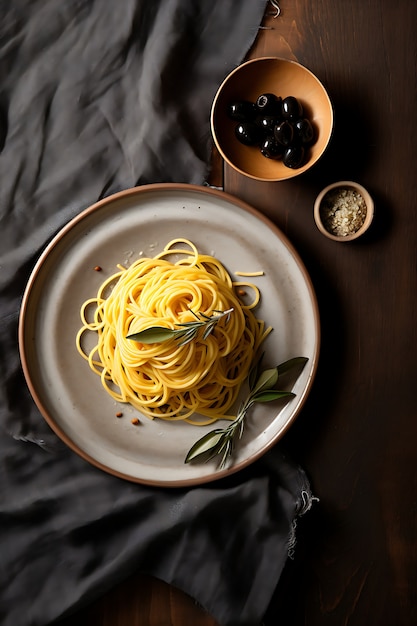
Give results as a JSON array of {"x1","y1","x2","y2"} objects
[
  {"x1": 314, "y1": 181, "x2": 374, "y2": 242},
  {"x1": 210, "y1": 57, "x2": 334, "y2": 182}
]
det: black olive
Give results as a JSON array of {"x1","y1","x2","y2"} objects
[
  {"x1": 235, "y1": 122, "x2": 263, "y2": 146},
  {"x1": 260, "y1": 136, "x2": 284, "y2": 159},
  {"x1": 273, "y1": 120, "x2": 294, "y2": 147},
  {"x1": 282, "y1": 96, "x2": 303, "y2": 121},
  {"x1": 256, "y1": 93, "x2": 282, "y2": 116},
  {"x1": 257, "y1": 115, "x2": 278, "y2": 134},
  {"x1": 283, "y1": 144, "x2": 305, "y2": 168},
  {"x1": 228, "y1": 100, "x2": 257, "y2": 122},
  {"x1": 294, "y1": 118, "x2": 314, "y2": 144}
]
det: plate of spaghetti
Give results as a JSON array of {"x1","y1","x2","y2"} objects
[{"x1": 19, "y1": 183, "x2": 320, "y2": 486}]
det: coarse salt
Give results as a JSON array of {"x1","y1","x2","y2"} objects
[{"x1": 320, "y1": 187, "x2": 367, "y2": 237}]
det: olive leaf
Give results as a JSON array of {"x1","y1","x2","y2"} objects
[
  {"x1": 251, "y1": 390, "x2": 295, "y2": 403},
  {"x1": 250, "y1": 366, "x2": 278, "y2": 395},
  {"x1": 184, "y1": 356, "x2": 308, "y2": 469},
  {"x1": 277, "y1": 356, "x2": 309, "y2": 376},
  {"x1": 126, "y1": 308, "x2": 233, "y2": 346},
  {"x1": 126, "y1": 326, "x2": 186, "y2": 343},
  {"x1": 184, "y1": 429, "x2": 226, "y2": 463}
]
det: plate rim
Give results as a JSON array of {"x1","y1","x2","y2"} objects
[{"x1": 18, "y1": 182, "x2": 320, "y2": 487}]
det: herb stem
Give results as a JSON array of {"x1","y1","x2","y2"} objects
[
  {"x1": 126, "y1": 308, "x2": 234, "y2": 346},
  {"x1": 184, "y1": 356, "x2": 308, "y2": 469}
]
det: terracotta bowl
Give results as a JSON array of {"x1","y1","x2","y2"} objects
[
  {"x1": 211, "y1": 57, "x2": 333, "y2": 182},
  {"x1": 314, "y1": 181, "x2": 374, "y2": 242}
]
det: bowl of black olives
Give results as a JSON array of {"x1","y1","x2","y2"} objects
[{"x1": 211, "y1": 57, "x2": 333, "y2": 181}]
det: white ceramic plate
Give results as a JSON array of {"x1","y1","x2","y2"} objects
[{"x1": 19, "y1": 184, "x2": 320, "y2": 486}]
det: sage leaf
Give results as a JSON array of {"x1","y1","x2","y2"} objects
[
  {"x1": 184, "y1": 429, "x2": 225, "y2": 463},
  {"x1": 127, "y1": 326, "x2": 183, "y2": 344}
]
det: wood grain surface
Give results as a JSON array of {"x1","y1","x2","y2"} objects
[{"x1": 67, "y1": 2, "x2": 417, "y2": 625}]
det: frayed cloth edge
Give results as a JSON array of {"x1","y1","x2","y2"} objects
[{"x1": 287, "y1": 489, "x2": 319, "y2": 559}]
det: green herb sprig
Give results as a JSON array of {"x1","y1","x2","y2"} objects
[
  {"x1": 126, "y1": 308, "x2": 233, "y2": 347},
  {"x1": 184, "y1": 356, "x2": 308, "y2": 469}
]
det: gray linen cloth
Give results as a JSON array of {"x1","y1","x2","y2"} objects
[{"x1": 0, "y1": 2, "x2": 315, "y2": 625}]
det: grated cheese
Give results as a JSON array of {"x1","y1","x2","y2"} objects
[{"x1": 320, "y1": 187, "x2": 367, "y2": 237}]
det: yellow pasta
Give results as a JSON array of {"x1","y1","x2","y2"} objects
[
  {"x1": 76, "y1": 239, "x2": 271, "y2": 425},
  {"x1": 234, "y1": 270, "x2": 265, "y2": 277}
]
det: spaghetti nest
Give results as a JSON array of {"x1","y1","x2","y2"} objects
[{"x1": 76, "y1": 239, "x2": 270, "y2": 424}]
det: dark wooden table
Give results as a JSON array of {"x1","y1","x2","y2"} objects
[{"x1": 71, "y1": 2, "x2": 417, "y2": 624}]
